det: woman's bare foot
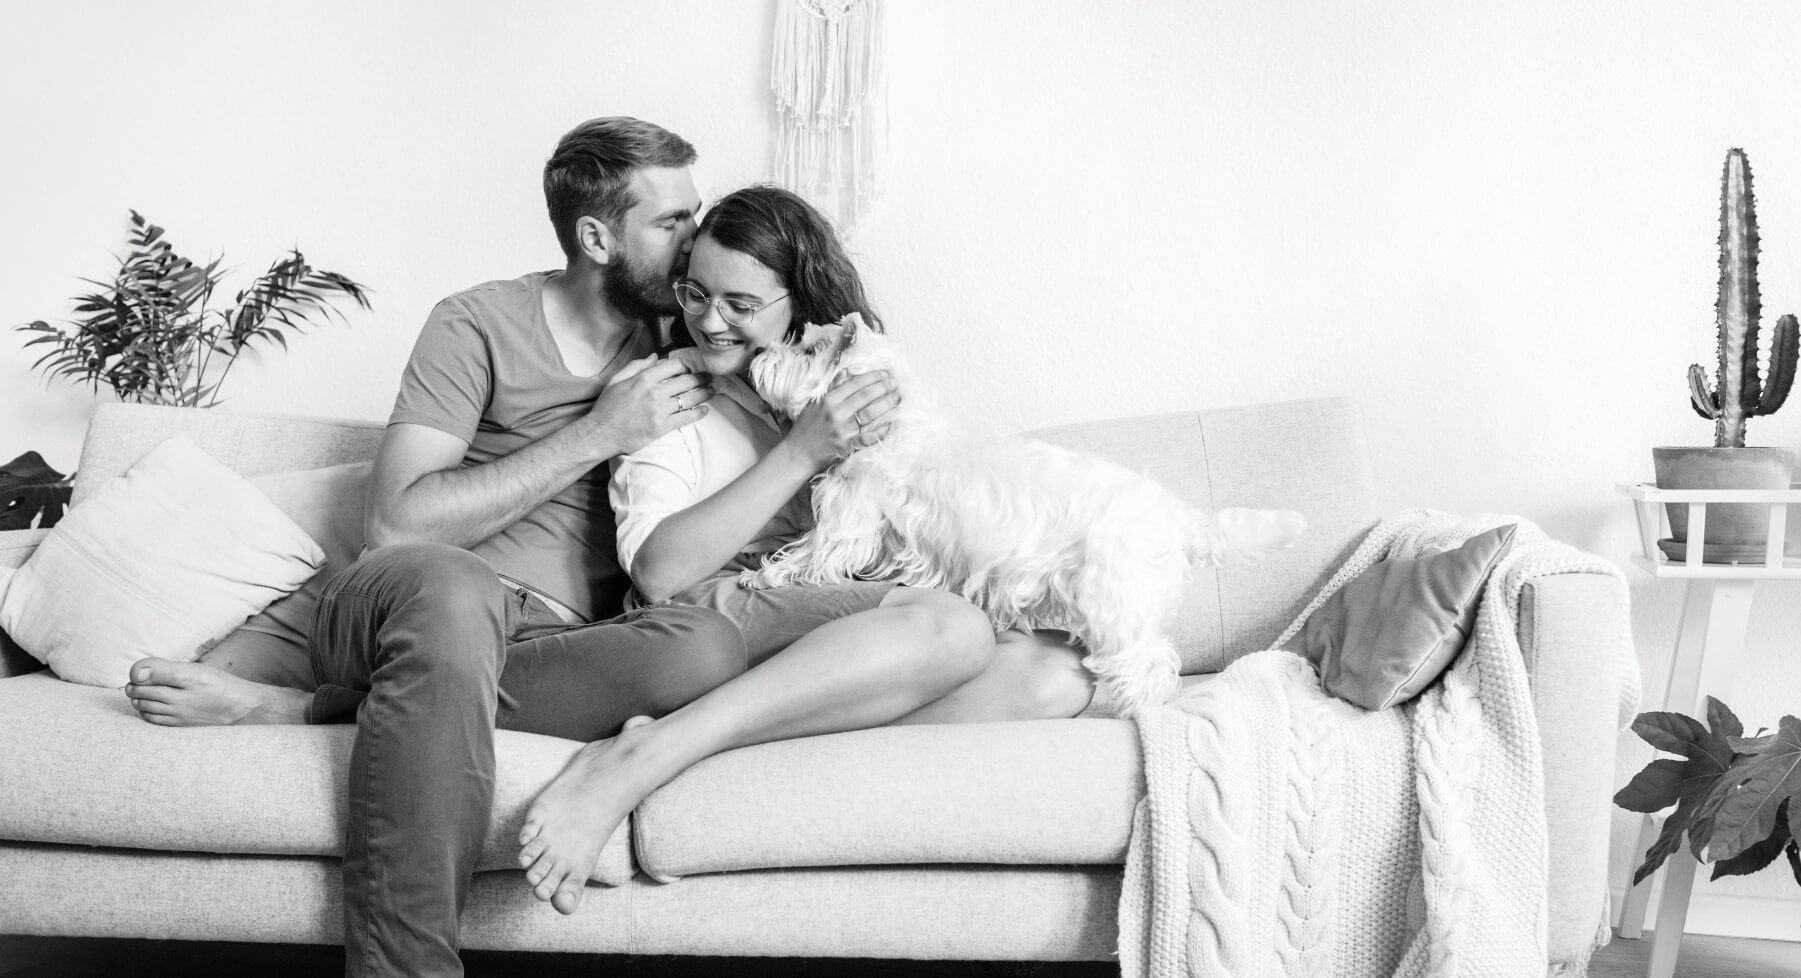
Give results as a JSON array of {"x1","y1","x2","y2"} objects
[
  {"x1": 123, "y1": 657, "x2": 310, "y2": 726},
  {"x1": 517, "y1": 715, "x2": 670, "y2": 914}
]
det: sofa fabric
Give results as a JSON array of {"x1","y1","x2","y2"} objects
[
  {"x1": 0, "y1": 844, "x2": 1123, "y2": 961},
  {"x1": 1518, "y1": 572, "x2": 1637, "y2": 965},
  {"x1": 0, "y1": 671, "x2": 632, "y2": 882}
]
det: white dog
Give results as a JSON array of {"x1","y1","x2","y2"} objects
[{"x1": 704, "y1": 314, "x2": 1305, "y2": 715}]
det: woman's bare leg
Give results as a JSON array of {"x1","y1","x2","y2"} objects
[
  {"x1": 893, "y1": 629, "x2": 1094, "y2": 725},
  {"x1": 517, "y1": 586, "x2": 995, "y2": 913}
]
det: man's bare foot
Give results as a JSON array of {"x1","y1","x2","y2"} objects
[
  {"x1": 123, "y1": 657, "x2": 310, "y2": 726},
  {"x1": 517, "y1": 715, "x2": 668, "y2": 914}
]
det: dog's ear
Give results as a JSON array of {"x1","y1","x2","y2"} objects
[
  {"x1": 794, "y1": 320, "x2": 840, "y2": 352},
  {"x1": 828, "y1": 314, "x2": 859, "y2": 360},
  {"x1": 839, "y1": 312, "x2": 865, "y2": 350}
]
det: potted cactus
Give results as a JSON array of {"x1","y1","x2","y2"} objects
[{"x1": 1653, "y1": 148, "x2": 1799, "y2": 560}]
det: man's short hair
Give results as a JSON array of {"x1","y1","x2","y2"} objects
[{"x1": 544, "y1": 117, "x2": 698, "y2": 263}]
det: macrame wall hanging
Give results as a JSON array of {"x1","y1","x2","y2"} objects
[{"x1": 771, "y1": 0, "x2": 887, "y2": 234}]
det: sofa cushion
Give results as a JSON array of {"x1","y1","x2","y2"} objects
[
  {"x1": 0, "y1": 434, "x2": 324, "y2": 687},
  {"x1": 71, "y1": 404, "x2": 385, "y2": 507},
  {"x1": 631, "y1": 717, "x2": 1143, "y2": 881},
  {"x1": 199, "y1": 462, "x2": 372, "y2": 690},
  {"x1": 0, "y1": 671, "x2": 633, "y2": 883},
  {"x1": 1027, "y1": 397, "x2": 1380, "y2": 674},
  {"x1": 1300, "y1": 522, "x2": 1517, "y2": 710}
]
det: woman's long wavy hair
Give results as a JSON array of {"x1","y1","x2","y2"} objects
[{"x1": 676, "y1": 185, "x2": 883, "y2": 349}]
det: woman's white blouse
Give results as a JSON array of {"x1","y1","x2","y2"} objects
[{"x1": 608, "y1": 372, "x2": 812, "y2": 576}]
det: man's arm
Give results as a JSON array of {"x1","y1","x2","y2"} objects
[{"x1": 366, "y1": 356, "x2": 712, "y2": 550}]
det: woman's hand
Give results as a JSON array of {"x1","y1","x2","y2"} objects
[{"x1": 783, "y1": 370, "x2": 902, "y2": 470}]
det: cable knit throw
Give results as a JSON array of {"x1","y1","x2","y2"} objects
[{"x1": 1119, "y1": 511, "x2": 1638, "y2": 978}]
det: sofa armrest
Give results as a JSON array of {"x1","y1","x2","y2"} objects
[
  {"x1": 1516, "y1": 570, "x2": 1632, "y2": 967},
  {"x1": 0, "y1": 529, "x2": 49, "y2": 678}
]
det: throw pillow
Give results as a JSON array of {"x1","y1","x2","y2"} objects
[
  {"x1": 1296, "y1": 522, "x2": 1517, "y2": 711},
  {"x1": 0, "y1": 434, "x2": 325, "y2": 687},
  {"x1": 198, "y1": 462, "x2": 372, "y2": 690}
]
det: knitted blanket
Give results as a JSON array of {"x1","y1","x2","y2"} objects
[{"x1": 1118, "y1": 511, "x2": 1637, "y2": 978}]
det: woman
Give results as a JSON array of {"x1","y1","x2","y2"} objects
[{"x1": 516, "y1": 185, "x2": 1094, "y2": 915}]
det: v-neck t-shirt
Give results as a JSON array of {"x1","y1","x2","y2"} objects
[{"x1": 389, "y1": 270, "x2": 656, "y2": 621}]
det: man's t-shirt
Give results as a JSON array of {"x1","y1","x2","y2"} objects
[{"x1": 389, "y1": 271, "x2": 656, "y2": 621}]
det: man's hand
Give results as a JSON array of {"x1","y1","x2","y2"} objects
[{"x1": 591, "y1": 355, "x2": 715, "y2": 455}]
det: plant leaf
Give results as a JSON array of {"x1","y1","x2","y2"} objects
[
  {"x1": 1701, "y1": 715, "x2": 1801, "y2": 863},
  {"x1": 1615, "y1": 758, "x2": 1690, "y2": 813},
  {"x1": 1706, "y1": 697, "x2": 1746, "y2": 740},
  {"x1": 1709, "y1": 799, "x2": 1790, "y2": 880},
  {"x1": 1618, "y1": 700, "x2": 1741, "y2": 883},
  {"x1": 1788, "y1": 840, "x2": 1801, "y2": 886},
  {"x1": 1792, "y1": 778, "x2": 1801, "y2": 857}
]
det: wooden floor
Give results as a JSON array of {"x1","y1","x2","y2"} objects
[
  {"x1": 1589, "y1": 932, "x2": 1800, "y2": 978},
  {"x1": 1, "y1": 931, "x2": 1796, "y2": 977}
]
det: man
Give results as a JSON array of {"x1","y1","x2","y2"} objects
[{"x1": 125, "y1": 117, "x2": 745, "y2": 977}]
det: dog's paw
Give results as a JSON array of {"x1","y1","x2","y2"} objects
[{"x1": 736, "y1": 569, "x2": 770, "y2": 590}]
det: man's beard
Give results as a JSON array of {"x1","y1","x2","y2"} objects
[{"x1": 604, "y1": 242, "x2": 680, "y2": 322}]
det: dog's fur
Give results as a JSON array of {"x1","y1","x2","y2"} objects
[{"x1": 700, "y1": 314, "x2": 1305, "y2": 714}]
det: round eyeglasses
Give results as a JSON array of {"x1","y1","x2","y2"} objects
[{"x1": 673, "y1": 278, "x2": 790, "y2": 330}]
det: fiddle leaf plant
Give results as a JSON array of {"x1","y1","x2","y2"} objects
[
  {"x1": 16, "y1": 210, "x2": 370, "y2": 408},
  {"x1": 1616, "y1": 697, "x2": 1801, "y2": 887}
]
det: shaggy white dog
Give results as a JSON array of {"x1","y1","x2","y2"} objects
[{"x1": 699, "y1": 314, "x2": 1306, "y2": 715}]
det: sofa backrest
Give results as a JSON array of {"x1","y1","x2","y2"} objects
[
  {"x1": 1028, "y1": 396, "x2": 1380, "y2": 673},
  {"x1": 72, "y1": 404, "x2": 385, "y2": 507},
  {"x1": 71, "y1": 397, "x2": 1379, "y2": 674}
]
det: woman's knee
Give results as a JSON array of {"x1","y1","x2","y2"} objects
[
  {"x1": 891, "y1": 590, "x2": 995, "y2": 685},
  {"x1": 996, "y1": 633, "x2": 1095, "y2": 720},
  {"x1": 1026, "y1": 650, "x2": 1095, "y2": 719}
]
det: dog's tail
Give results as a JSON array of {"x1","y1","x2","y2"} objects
[{"x1": 1187, "y1": 507, "x2": 1308, "y2": 567}]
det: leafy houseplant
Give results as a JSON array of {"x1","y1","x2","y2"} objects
[
  {"x1": 0, "y1": 452, "x2": 71, "y2": 531},
  {"x1": 16, "y1": 211, "x2": 370, "y2": 408},
  {"x1": 1653, "y1": 148, "x2": 1799, "y2": 560},
  {"x1": 1615, "y1": 698, "x2": 1801, "y2": 888}
]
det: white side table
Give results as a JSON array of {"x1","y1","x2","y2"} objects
[{"x1": 1613, "y1": 482, "x2": 1801, "y2": 978}]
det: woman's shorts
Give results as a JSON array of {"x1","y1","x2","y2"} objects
[{"x1": 665, "y1": 553, "x2": 898, "y2": 664}]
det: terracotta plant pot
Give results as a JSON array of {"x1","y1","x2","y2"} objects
[{"x1": 1652, "y1": 447, "x2": 1796, "y2": 552}]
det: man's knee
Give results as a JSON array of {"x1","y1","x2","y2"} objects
[
  {"x1": 329, "y1": 543, "x2": 503, "y2": 609},
  {"x1": 315, "y1": 543, "x2": 507, "y2": 684}
]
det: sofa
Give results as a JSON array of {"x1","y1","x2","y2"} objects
[{"x1": 0, "y1": 396, "x2": 1631, "y2": 970}]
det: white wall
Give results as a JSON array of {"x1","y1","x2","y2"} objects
[{"x1": 5, "y1": 0, "x2": 1800, "y2": 938}]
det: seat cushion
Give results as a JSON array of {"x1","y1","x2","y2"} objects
[
  {"x1": 0, "y1": 671, "x2": 632, "y2": 883},
  {"x1": 631, "y1": 716, "x2": 1144, "y2": 881}
]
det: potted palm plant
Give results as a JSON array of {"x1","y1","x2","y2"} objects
[
  {"x1": 1653, "y1": 148, "x2": 1799, "y2": 561},
  {"x1": 16, "y1": 211, "x2": 370, "y2": 408}
]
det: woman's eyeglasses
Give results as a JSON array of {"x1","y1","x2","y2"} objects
[{"x1": 673, "y1": 278, "x2": 790, "y2": 329}]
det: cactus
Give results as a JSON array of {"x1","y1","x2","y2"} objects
[{"x1": 1688, "y1": 148, "x2": 1799, "y2": 447}]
